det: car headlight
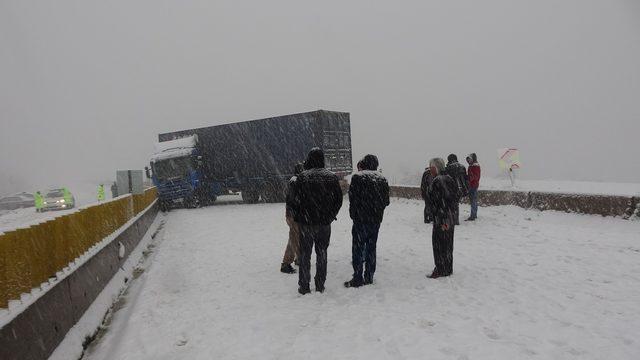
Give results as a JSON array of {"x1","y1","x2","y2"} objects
[
  {"x1": 60, "y1": 199, "x2": 65, "y2": 203},
  {"x1": 43, "y1": 201, "x2": 48, "y2": 204}
]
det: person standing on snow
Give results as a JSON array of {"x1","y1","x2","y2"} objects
[
  {"x1": 34, "y1": 191, "x2": 44, "y2": 212},
  {"x1": 445, "y1": 154, "x2": 469, "y2": 225},
  {"x1": 420, "y1": 165, "x2": 433, "y2": 224},
  {"x1": 287, "y1": 148, "x2": 343, "y2": 295},
  {"x1": 427, "y1": 158, "x2": 458, "y2": 278},
  {"x1": 344, "y1": 154, "x2": 390, "y2": 288},
  {"x1": 281, "y1": 163, "x2": 304, "y2": 274},
  {"x1": 466, "y1": 153, "x2": 481, "y2": 221},
  {"x1": 97, "y1": 184, "x2": 106, "y2": 201}
]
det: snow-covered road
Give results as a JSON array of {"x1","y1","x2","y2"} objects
[{"x1": 84, "y1": 199, "x2": 640, "y2": 360}]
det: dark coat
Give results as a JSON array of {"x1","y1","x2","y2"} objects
[
  {"x1": 428, "y1": 174, "x2": 458, "y2": 226},
  {"x1": 420, "y1": 168, "x2": 433, "y2": 201},
  {"x1": 349, "y1": 170, "x2": 390, "y2": 224},
  {"x1": 288, "y1": 148, "x2": 343, "y2": 225},
  {"x1": 285, "y1": 175, "x2": 298, "y2": 218},
  {"x1": 445, "y1": 161, "x2": 469, "y2": 198}
]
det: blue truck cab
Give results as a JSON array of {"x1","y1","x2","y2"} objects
[{"x1": 147, "y1": 135, "x2": 219, "y2": 211}]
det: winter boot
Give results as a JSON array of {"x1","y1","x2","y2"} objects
[
  {"x1": 344, "y1": 278, "x2": 364, "y2": 288},
  {"x1": 298, "y1": 286, "x2": 311, "y2": 295},
  {"x1": 280, "y1": 263, "x2": 296, "y2": 274}
]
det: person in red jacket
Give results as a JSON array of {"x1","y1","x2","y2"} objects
[{"x1": 465, "y1": 153, "x2": 481, "y2": 221}]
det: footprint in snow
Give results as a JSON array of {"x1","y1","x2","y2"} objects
[{"x1": 175, "y1": 336, "x2": 188, "y2": 346}]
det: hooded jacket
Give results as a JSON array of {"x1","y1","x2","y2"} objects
[
  {"x1": 467, "y1": 153, "x2": 481, "y2": 189},
  {"x1": 288, "y1": 148, "x2": 343, "y2": 225},
  {"x1": 445, "y1": 159, "x2": 469, "y2": 198},
  {"x1": 349, "y1": 155, "x2": 390, "y2": 224}
]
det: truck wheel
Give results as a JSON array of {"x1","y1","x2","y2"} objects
[
  {"x1": 186, "y1": 196, "x2": 200, "y2": 209},
  {"x1": 241, "y1": 191, "x2": 259, "y2": 204}
]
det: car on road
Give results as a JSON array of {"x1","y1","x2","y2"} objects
[
  {"x1": 0, "y1": 192, "x2": 35, "y2": 210},
  {"x1": 43, "y1": 188, "x2": 75, "y2": 211}
]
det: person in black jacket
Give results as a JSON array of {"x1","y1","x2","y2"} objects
[
  {"x1": 420, "y1": 166, "x2": 433, "y2": 224},
  {"x1": 445, "y1": 154, "x2": 469, "y2": 225},
  {"x1": 280, "y1": 163, "x2": 304, "y2": 274},
  {"x1": 344, "y1": 154, "x2": 390, "y2": 288},
  {"x1": 287, "y1": 148, "x2": 343, "y2": 294},
  {"x1": 427, "y1": 157, "x2": 458, "y2": 278}
]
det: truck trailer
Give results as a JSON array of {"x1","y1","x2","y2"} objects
[{"x1": 148, "y1": 110, "x2": 352, "y2": 209}]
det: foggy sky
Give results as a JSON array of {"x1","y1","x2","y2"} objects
[{"x1": 1, "y1": 0, "x2": 639, "y2": 195}]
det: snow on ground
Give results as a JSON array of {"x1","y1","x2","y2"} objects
[{"x1": 83, "y1": 198, "x2": 640, "y2": 360}]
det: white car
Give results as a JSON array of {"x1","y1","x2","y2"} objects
[
  {"x1": 43, "y1": 188, "x2": 75, "y2": 211},
  {"x1": 0, "y1": 192, "x2": 35, "y2": 210}
]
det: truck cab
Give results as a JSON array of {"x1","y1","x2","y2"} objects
[{"x1": 148, "y1": 135, "x2": 217, "y2": 210}]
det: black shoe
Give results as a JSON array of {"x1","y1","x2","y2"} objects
[
  {"x1": 465, "y1": 217, "x2": 476, "y2": 221},
  {"x1": 427, "y1": 269, "x2": 441, "y2": 279},
  {"x1": 316, "y1": 285, "x2": 325, "y2": 293},
  {"x1": 344, "y1": 278, "x2": 363, "y2": 288},
  {"x1": 280, "y1": 263, "x2": 296, "y2": 274},
  {"x1": 363, "y1": 278, "x2": 373, "y2": 285},
  {"x1": 298, "y1": 286, "x2": 311, "y2": 295}
]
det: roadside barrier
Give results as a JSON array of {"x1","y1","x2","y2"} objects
[
  {"x1": 0, "y1": 188, "x2": 157, "y2": 309},
  {"x1": 389, "y1": 186, "x2": 637, "y2": 218}
]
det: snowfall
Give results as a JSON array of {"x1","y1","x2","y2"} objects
[{"x1": 67, "y1": 196, "x2": 640, "y2": 360}]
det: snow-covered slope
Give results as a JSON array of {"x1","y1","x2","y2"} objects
[
  {"x1": 480, "y1": 178, "x2": 640, "y2": 196},
  {"x1": 82, "y1": 199, "x2": 640, "y2": 360}
]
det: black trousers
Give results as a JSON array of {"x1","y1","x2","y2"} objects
[
  {"x1": 432, "y1": 224, "x2": 454, "y2": 275},
  {"x1": 298, "y1": 224, "x2": 331, "y2": 289},
  {"x1": 453, "y1": 201, "x2": 460, "y2": 225},
  {"x1": 352, "y1": 222, "x2": 381, "y2": 283}
]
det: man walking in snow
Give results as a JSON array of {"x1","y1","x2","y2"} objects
[
  {"x1": 344, "y1": 154, "x2": 390, "y2": 288},
  {"x1": 427, "y1": 158, "x2": 458, "y2": 278},
  {"x1": 287, "y1": 148, "x2": 343, "y2": 294},
  {"x1": 420, "y1": 165, "x2": 433, "y2": 223},
  {"x1": 281, "y1": 163, "x2": 304, "y2": 274},
  {"x1": 466, "y1": 153, "x2": 481, "y2": 221},
  {"x1": 445, "y1": 154, "x2": 469, "y2": 225}
]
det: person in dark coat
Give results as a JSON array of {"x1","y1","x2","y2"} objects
[
  {"x1": 287, "y1": 148, "x2": 343, "y2": 294},
  {"x1": 344, "y1": 154, "x2": 390, "y2": 288},
  {"x1": 445, "y1": 154, "x2": 469, "y2": 225},
  {"x1": 420, "y1": 166, "x2": 433, "y2": 223},
  {"x1": 466, "y1": 153, "x2": 481, "y2": 221},
  {"x1": 281, "y1": 163, "x2": 304, "y2": 274},
  {"x1": 427, "y1": 157, "x2": 458, "y2": 278}
]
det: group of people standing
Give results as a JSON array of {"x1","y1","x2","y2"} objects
[
  {"x1": 280, "y1": 148, "x2": 480, "y2": 294},
  {"x1": 419, "y1": 153, "x2": 481, "y2": 278}
]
